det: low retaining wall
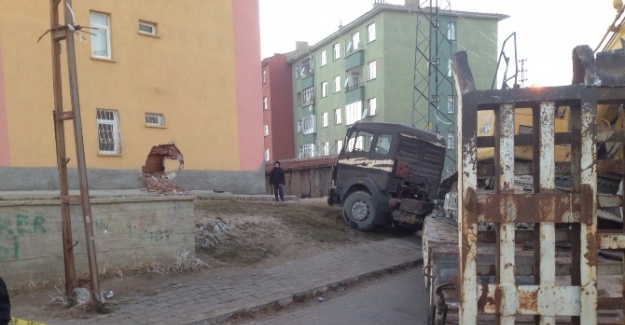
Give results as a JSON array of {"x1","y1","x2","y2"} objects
[{"x1": 0, "y1": 196, "x2": 195, "y2": 287}]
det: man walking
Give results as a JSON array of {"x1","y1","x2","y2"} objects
[{"x1": 269, "y1": 161, "x2": 285, "y2": 202}]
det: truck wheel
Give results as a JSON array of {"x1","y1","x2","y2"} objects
[{"x1": 343, "y1": 191, "x2": 377, "y2": 231}]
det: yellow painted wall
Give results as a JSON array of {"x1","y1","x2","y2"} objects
[{"x1": 0, "y1": 0, "x2": 244, "y2": 170}]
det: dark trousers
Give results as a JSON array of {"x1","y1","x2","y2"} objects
[
  {"x1": 0, "y1": 276, "x2": 10, "y2": 325},
  {"x1": 272, "y1": 184, "x2": 284, "y2": 201}
]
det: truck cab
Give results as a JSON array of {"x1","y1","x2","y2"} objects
[{"x1": 328, "y1": 121, "x2": 447, "y2": 231}]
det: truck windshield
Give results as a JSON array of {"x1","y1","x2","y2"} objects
[{"x1": 346, "y1": 130, "x2": 373, "y2": 153}]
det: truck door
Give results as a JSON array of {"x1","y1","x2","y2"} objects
[{"x1": 336, "y1": 129, "x2": 374, "y2": 188}]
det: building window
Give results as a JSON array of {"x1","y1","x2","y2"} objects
[
  {"x1": 447, "y1": 131, "x2": 455, "y2": 149},
  {"x1": 368, "y1": 60, "x2": 377, "y2": 80},
  {"x1": 447, "y1": 21, "x2": 456, "y2": 41},
  {"x1": 335, "y1": 139, "x2": 343, "y2": 154},
  {"x1": 262, "y1": 70, "x2": 266, "y2": 84},
  {"x1": 302, "y1": 87, "x2": 314, "y2": 106},
  {"x1": 321, "y1": 81, "x2": 328, "y2": 98},
  {"x1": 300, "y1": 143, "x2": 316, "y2": 158},
  {"x1": 322, "y1": 112, "x2": 328, "y2": 127},
  {"x1": 90, "y1": 12, "x2": 111, "y2": 59},
  {"x1": 334, "y1": 76, "x2": 341, "y2": 92},
  {"x1": 352, "y1": 31, "x2": 360, "y2": 51},
  {"x1": 367, "y1": 22, "x2": 376, "y2": 43},
  {"x1": 368, "y1": 98, "x2": 377, "y2": 116},
  {"x1": 447, "y1": 96, "x2": 454, "y2": 113},
  {"x1": 448, "y1": 59, "x2": 453, "y2": 77},
  {"x1": 323, "y1": 142, "x2": 330, "y2": 156},
  {"x1": 334, "y1": 108, "x2": 342, "y2": 124},
  {"x1": 138, "y1": 21, "x2": 157, "y2": 36},
  {"x1": 263, "y1": 124, "x2": 269, "y2": 136},
  {"x1": 263, "y1": 97, "x2": 268, "y2": 110},
  {"x1": 96, "y1": 109, "x2": 120, "y2": 154},
  {"x1": 345, "y1": 101, "x2": 363, "y2": 125},
  {"x1": 299, "y1": 115, "x2": 316, "y2": 135},
  {"x1": 264, "y1": 148, "x2": 270, "y2": 161},
  {"x1": 145, "y1": 113, "x2": 165, "y2": 127},
  {"x1": 333, "y1": 43, "x2": 341, "y2": 60},
  {"x1": 320, "y1": 50, "x2": 327, "y2": 66}
]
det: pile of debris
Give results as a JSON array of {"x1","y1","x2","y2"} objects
[{"x1": 143, "y1": 174, "x2": 187, "y2": 194}]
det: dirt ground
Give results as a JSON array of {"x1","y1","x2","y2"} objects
[{"x1": 10, "y1": 198, "x2": 391, "y2": 320}]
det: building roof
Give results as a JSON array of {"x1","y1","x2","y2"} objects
[{"x1": 289, "y1": 3, "x2": 509, "y2": 63}]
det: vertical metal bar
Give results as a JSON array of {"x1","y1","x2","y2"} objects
[
  {"x1": 496, "y1": 103, "x2": 516, "y2": 325},
  {"x1": 569, "y1": 102, "x2": 582, "y2": 325},
  {"x1": 63, "y1": 0, "x2": 100, "y2": 303},
  {"x1": 531, "y1": 105, "x2": 541, "y2": 325},
  {"x1": 578, "y1": 93, "x2": 598, "y2": 324},
  {"x1": 538, "y1": 102, "x2": 556, "y2": 325},
  {"x1": 458, "y1": 96, "x2": 478, "y2": 324},
  {"x1": 49, "y1": 0, "x2": 75, "y2": 297}
]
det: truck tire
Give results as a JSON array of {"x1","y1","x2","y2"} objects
[{"x1": 342, "y1": 191, "x2": 377, "y2": 231}]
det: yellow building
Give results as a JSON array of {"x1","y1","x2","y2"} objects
[{"x1": 0, "y1": 0, "x2": 264, "y2": 193}]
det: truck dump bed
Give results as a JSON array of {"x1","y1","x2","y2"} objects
[{"x1": 422, "y1": 46, "x2": 625, "y2": 324}]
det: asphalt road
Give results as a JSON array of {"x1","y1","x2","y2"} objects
[{"x1": 227, "y1": 266, "x2": 431, "y2": 325}]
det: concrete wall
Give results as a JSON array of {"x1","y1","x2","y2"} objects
[
  {"x1": 0, "y1": 166, "x2": 265, "y2": 194},
  {"x1": 0, "y1": 196, "x2": 195, "y2": 287}
]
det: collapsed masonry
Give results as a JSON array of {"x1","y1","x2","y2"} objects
[{"x1": 142, "y1": 143, "x2": 186, "y2": 194}]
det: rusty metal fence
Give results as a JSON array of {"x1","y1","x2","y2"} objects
[{"x1": 452, "y1": 46, "x2": 625, "y2": 324}]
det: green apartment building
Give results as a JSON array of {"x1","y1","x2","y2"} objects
[{"x1": 289, "y1": 2, "x2": 507, "y2": 177}]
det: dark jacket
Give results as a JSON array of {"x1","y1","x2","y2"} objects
[
  {"x1": 269, "y1": 167, "x2": 285, "y2": 185},
  {"x1": 0, "y1": 276, "x2": 10, "y2": 325}
]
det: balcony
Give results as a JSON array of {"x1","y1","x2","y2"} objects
[
  {"x1": 345, "y1": 50, "x2": 364, "y2": 71},
  {"x1": 345, "y1": 83, "x2": 364, "y2": 104},
  {"x1": 301, "y1": 75, "x2": 314, "y2": 89}
]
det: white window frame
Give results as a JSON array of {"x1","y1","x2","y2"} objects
[
  {"x1": 448, "y1": 58, "x2": 453, "y2": 77},
  {"x1": 334, "y1": 108, "x2": 342, "y2": 124},
  {"x1": 263, "y1": 124, "x2": 269, "y2": 136},
  {"x1": 368, "y1": 98, "x2": 377, "y2": 116},
  {"x1": 320, "y1": 50, "x2": 327, "y2": 66},
  {"x1": 264, "y1": 148, "x2": 270, "y2": 161},
  {"x1": 322, "y1": 112, "x2": 328, "y2": 127},
  {"x1": 90, "y1": 12, "x2": 112, "y2": 59},
  {"x1": 263, "y1": 97, "x2": 268, "y2": 110},
  {"x1": 145, "y1": 113, "x2": 165, "y2": 127},
  {"x1": 96, "y1": 109, "x2": 120, "y2": 154},
  {"x1": 300, "y1": 144, "x2": 316, "y2": 158},
  {"x1": 335, "y1": 139, "x2": 343, "y2": 154},
  {"x1": 334, "y1": 76, "x2": 341, "y2": 92},
  {"x1": 323, "y1": 142, "x2": 330, "y2": 156},
  {"x1": 321, "y1": 81, "x2": 328, "y2": 98},
  {"x1": 300, "y1": 115, "x2": 316, "y2": 135},
  {"x1": 333, "y1": 43, "x2": 341, "y2": 60},
  {"x1": 352, "y1": 32, "x2": 360, "y2": 51},
  {"x1": 447, "y1": 131, "x2": 455, "y2": 149},
  {"x1": 447, "y1": 96, "x2": 455, "y2": 114},
  {"x1": 368, "y1": 60, "x2": 377, "y2": 80},
  {"x1": 447, "y1": 21, "x2": 456, "y2": 41},
  {"x1": 262, "y1": 70, "x2": 266, "y2": 84},
  {"x1": 138, "y1": 21, "x2": 157, "y2": 36},
  {"x1": 345, "y1": 101, "x2": 363, "y2": 125},
  {"x1": 367, "y1": 22, "x2": 376, "y2": 43}
]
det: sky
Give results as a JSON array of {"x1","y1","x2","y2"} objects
[{"x1": 259, "y1": 0, "x2": 619, "y2": 86}]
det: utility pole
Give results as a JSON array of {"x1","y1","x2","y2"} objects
[{"x1": 48, "y1": 0, "x2": 101, "y2": 304}]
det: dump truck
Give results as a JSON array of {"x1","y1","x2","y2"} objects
[
  {"x1": 327, "y1": 120, "x2": 446, "y2": 231},
  {"x1": 420, "y1": 45, "x2": 625, "y2": 324}
]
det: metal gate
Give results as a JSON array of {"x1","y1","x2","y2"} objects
[{"x1": 453, "y1": 46, "x2": 625, "y2": 324}]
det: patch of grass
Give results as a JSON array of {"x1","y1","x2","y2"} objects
[{"x1": 208, "y1": 238, "x2": 276, "y2": 265}]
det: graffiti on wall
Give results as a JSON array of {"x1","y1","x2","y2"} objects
[{"x1": 0, "y1": 214, "x2": 46, "y2": 261}]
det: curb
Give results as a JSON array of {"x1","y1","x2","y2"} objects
[{"x1": 181, "y1": 258, "x2": 423, "y2": 325}]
